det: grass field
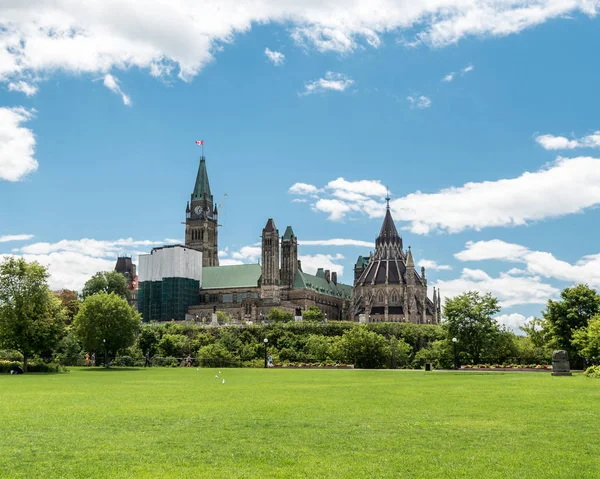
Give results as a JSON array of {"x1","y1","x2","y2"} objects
[{"x1": 1, "y1": 368, "x2": 599, "y2": 478}]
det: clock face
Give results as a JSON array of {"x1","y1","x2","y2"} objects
[{"x1": 194, "y1": 206, "x2": 203, "y2": 216}]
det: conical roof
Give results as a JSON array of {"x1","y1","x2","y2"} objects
[
  {"x1": 264, "y1": 218, "x2": 276, "y2": 232},
  {"x1": 192, "y1": 157, "x2": 212, "y2": 201}
]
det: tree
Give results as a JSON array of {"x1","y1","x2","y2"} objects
[
  {"x1": 572, "y1": 314, "x2": 600, "y2": 364},
  {"x1": 0, "y1": 258, "x2": 66, "y2": 371},
  {"x1": 336, "y1": 326, "x2": 389, "y2": 368},
  {"x1": 54, "y1": 289, "x2": 81, "y2": 323},
  {"x1": 543, "y1": 284, "x2": 600, "y2": 354},
  {"x1": 520, "y1": 317, "x2": 548, "y2": 348},
  {"x1": 137, "y1": 325, "x2": 161, "y2": 356},
  {"x1": 387, "y1": 336, "x2": 412, "y2": 368},
  {"x1": 73, "y1": 292, "x2": 141, "y2": 365},
  {"x1": 81, "y1": 271, "x2": 130, "y2": 300},
  {"x1": 302, "y1": 306, "x2": 324, "y2": 322},
  {"x1": 267, "y1": 307, "x2": 293, "y2": 323},
  {"x1": 443, "y1": 291, "x2": 500, "y2": 364}
]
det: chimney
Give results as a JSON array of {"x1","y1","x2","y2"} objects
[
  {"x1": 325, "y1": 270, "x2": 331, "y2": 282},
  {"x1": 332, "y1": 272, "x2": 337, "y2": 285},
  {"x1": 297, "y1": 260, "x2": 302, "y2": 272}
]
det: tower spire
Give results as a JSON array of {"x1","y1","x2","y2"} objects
[{"x1": 385, "y1": 186, "x2": 390, "y2": 210}]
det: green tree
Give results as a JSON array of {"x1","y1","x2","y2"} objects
[
  {"x1": 53, "y1": 331, "x2": 83, "y2": 366},
  {"x1": 304, "y1": 334, "x2": 336, "y2": 361},
  {"x1": 336, "y1": 326, "x2": 389, "y2": 368},
  {"x1": 520, "y1": 317, "x2": 548, "y2": 348},
  {"x1": 197, "y1": 343, "x2": 234, "y2": 366},
  {"x1": 216, "y1": 311, "x2": 232, "y2": 323},
  {"x1": 572, "y1": 314, "x2": 600, "y2": 364},
  {"x1": 0, "y1": 258, "x2": 66, "y2": 371},
  {"x1": 387, "y1": 336, "x2": 412, "y2": 368},
  {"x1": 137, "y1": 325, "x2": 160, "y2": 355},
  {"x1": 443, "y1": 291, "x2": 500, "y2": 364},
  {"x1": 157, "y1": 333, "x2": 189, "y2": 357},
  {"x1": 267, "y1": 307, "x2": 293, "y2": 323},
  {"x1": 73, "y1": 292, "x2": 140, "y2": 365},
  {"x1": 302, "y1": 306, "x2": 324, "y2": 322},
  {"x1": 54, "y1": 289, "x2": 81, "y2": 323},
  {"x1": 413, "y1": 340, "x2": 453, "y2": 369},
  {"x1": 81, "y1": 271, "x2": 130, "y2": 300},
  {"x1": 543, "y1": 284, "x2": 600, "y2": 354}
]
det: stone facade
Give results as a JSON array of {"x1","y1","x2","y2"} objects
[
  {"x1": 351, "y1": 201, "x2": 441, "y2": 324},
  {"x1": 114, "y1": 256, "x2": 138, "y2": 310}
]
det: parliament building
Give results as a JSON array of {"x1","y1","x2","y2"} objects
[{"x1": 138, "y1": 155, "x2": 440, "y2": 324}]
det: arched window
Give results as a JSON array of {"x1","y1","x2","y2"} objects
[
  {"x1": 391, "y1": 291, "x2": 398, "y2": 303},
  {"x1": 377, "y1": 291, "x2": 384, "y2": 303}
]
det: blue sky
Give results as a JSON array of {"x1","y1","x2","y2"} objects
[{"x1": 2, "y1": 1, "x2": 600, "y2": 331}]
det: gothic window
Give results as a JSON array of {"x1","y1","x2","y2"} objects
[
  {"x1": 391, "y1": 291, "x2": 398, "y2": 303},
  {"x1": 377, "y1": 291, "x2": 384, "y2": 303},
  {"x1": 201, "y1": 230, "x2": 204, "y2": 241}
]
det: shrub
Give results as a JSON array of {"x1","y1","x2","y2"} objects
[
  {"x1": 336, "y1": 326, "x2": 389, "y2": 369},
  {"x1": 0, "y1": 359, "x2": 65, "y2": 374},
  {"x1": 157, "y1": 334, "x2": 189, "y2": 357},
  {"x1": 197, "y1": 343, "x2": 234, "y2": 367},
  {"x1": 583, "y1": 365, "x2": 600, "y2": 378},
  {"x1": 152, "y1": 356, "x2": 179, "y2": 367}
]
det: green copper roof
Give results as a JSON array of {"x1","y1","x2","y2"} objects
[
  {"x1": 355, "y1": 255, "x2": 369, "y2": 268},
  {"x1": 202, "y1": 264, "x2": 261, "y2": 290},
  {"x1": 282, "y1": 226, "x2": 295, "y2": 240},
  {"x1": 293, "y1": 270, "x2": 353, "y2": 299},
  {"x1": 192, "y1": 158, "x2": 212, "y2": 201}
]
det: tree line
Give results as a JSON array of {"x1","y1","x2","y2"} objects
[{"x1": 1, "y1": 257, "x2": 599, "y2": 371}]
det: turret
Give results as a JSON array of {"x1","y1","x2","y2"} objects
[
  {"x1": 261, "y1": 218, "x2": 280, "y2": 303},
  {"x1": 281, "y1": 225, "x2": 298, "y2": 289}
]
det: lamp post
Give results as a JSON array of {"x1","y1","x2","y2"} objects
[
  {"x1": 324, "y1": 313, "x2": 328, "y2": 324},
  {"x1": 103, "y1": 338, "x2": 107, "y2": 368},
  {"x1": 452, "y1": 337, "x2": 458, "y2": 370},
  {"x1": 263, "y1": 338, "x2": 269, "y2": 368}
]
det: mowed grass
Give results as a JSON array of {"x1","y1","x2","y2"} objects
[{"x1": 1, "y1": 368, "x2": 599, "y2": 479}]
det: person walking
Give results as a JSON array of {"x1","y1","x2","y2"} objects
[
  {"x1": 85, "y1": 352, "x2": 90, "y2": 366},
  {"x1": 91, "y1": 353, "x2": 96, "y2": 367},
  {"x1": 144, "y1": 352, "x2": 151, "y2": 367}
]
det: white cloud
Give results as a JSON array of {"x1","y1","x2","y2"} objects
[
  {"x1": 289, "y1": 182, "x2": 320, "y2": 195},
  {"x1": 164, "y1": 237, "x2": 183, "y2": 244},
  {"x1": 0, "y1": 107, "x2": 37, "y2": 181},
  {"x1": 297, "y1": 155, "x2": 600, "y2": 231},
  {"x1": 103, "y1": 74, "x2": 131, "y2": 106},
  {"x1": 302, "y1": 71, "x2": 354, "y2": 96},
  {"x1": 495, "y1": 313, "x2": 535, "y2": 334},
  {"x1": 418, "y1": 259, "x2": 452, "y2": 271},
  {"x1": 442, "y1": 73, "x2": 455, "y2": 82},
  {"x1": 0, "y1": 1, "x2": 597, "y2": 93},
  {"x1": 435, "y1": 268, "x2": 559, "y2": 308},
  {"x1": 8, "y1": 81, "x2": 38, "y2": 96},
  {"x1": 462, "y1": 65, "x2": 474, "y2": 73},
  {"x1": 2, "y1": 236, "x2": 176, "y2": 291},
  {"x1": 299, "y1": 238, "x2": 373, "y2": 247},
  {"x1": 264, "y1": 48, "x2": 285, "y2": 66},
  {"x1": 407, "y1": 95, "x2": 431, "y2": 109},
  {"x1": 231, "y1": 246, "x2": 262, "y2": 263},
  {"x1": 455, "y1": 239, "x2": 600, "y2": 289},
  {"x1": 299, "y1": 253, "x2": 345, "y2": 277},
  {"x1": 535, "y1": 132, "x2": 600, "y2": 150},
  {"x1": 292, "y1": 198, "x2": 308, "y2": 203},
  {"x1": 220, "y1": 259, "x2": 244, "y2": 266},
  {"x1": 0, "y1": 234, "x2": 34, "y2": 242}
]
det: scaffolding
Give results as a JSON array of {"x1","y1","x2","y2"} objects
[{"x1": 138, "y1": 278, "x2": 200, "y2": 322}]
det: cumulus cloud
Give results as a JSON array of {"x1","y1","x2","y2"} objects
[
  {"x1": 0, "y1": 107, "x2": 37, "y2": 181},
  {"x1": 264, "y1": 48, "x2": 285, "y2": 66},
  {"x1": 289, "y1": 183, "x2": 321, "y2": 195},
  {"x1": 8, "y1": 81, "x2": 38, "y2": 96},
  {"x1": 301, "y1": 71, "x2": 354, "y2": 96},
  {"x1": 418, "y1": 259, "x2": 452, "y2": 271},
  {"x1": 455, "y1": 239, "x2": 600, "y2": 288},
  {"x1": 0, "y1": 234, "x2": 34, "y2": 242},
  {"x1": 3, "y1": 236, "x2": 177, "y2": 291},
  {"x1": 434, "y1": 268, "x2": 559, "y2": 308},
  {"x1": 442, "y1": 73, "x2": 455, "y2": 82},
  {"x1": 495, "y1": 313, "x2": 536, "y2": 334},
  {"x1": 407, "y1": 95, "x2": 431, "y2": 109},
  {"x1": 1, "y1": 1, "x2": 596, "y2": 93},
  {"x1": 535, "y1": 132, "x2": 600, "y2": 150},
  {"x1": 299, "y1": 253, "x2": 345, "y2": 277},
  {"x1": 103, "y1": 74, "x2": 132, "y2": 106}
]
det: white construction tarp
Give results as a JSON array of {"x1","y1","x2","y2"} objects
[{"x1": 139, "y1": 246, "x2": 202, "y2": 284}]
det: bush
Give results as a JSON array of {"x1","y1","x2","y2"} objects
[
  {"x1": 152, "y1": 356, "x2": 179, "y2": 367},
  {"x1": 583, "y1": 365, "x2": 600, "y2": 378},
  {"x1": 197, "y1": 343, "x2": 234, "y2": 367},
  {"x1": 0, "y1": 359, "x2": 65, "y2": 374},
  {"x1": 53, "y1": 332, "x2": 83, "y2": 366},
  {"x1": 110, "y1": 356, "x2": 144, "y2": 367},
  {"x1": 243, "y1": 359, "x2": 265, "y2": 368},
  {"x1": 336, "y1": 326, "x2": 389, "y2": 369},
  {"x1": 157, "y1": 334, "x2": 189, "y2": 357},
  {"x1": 413, "y1": 340, "x2": 453, "y2": 369}
]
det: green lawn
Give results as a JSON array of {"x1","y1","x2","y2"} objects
[{"x1": 0, "y1": 368, "x2": 599, "y2": 478}]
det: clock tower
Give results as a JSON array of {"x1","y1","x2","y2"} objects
[{"x1": 185, "y1": 156, "x2": 219, "y2": 267}]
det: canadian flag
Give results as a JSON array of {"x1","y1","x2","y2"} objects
[{"x1": 195, "y1": 140, "x2": 204, "y2": 145}]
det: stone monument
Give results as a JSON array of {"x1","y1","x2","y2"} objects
[{"x1": 552, "y1": 350, "x2": 572, "y2": 376}]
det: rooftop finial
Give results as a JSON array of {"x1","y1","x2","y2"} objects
[{"x1": 385, "y1": 186, "x2": 391, "y2": 209}]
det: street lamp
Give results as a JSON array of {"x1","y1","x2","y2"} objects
[
  {"x1": 324, "y1": 313, "x2": 328, "y2": 324},
  {"x1": 263, "y1": 338, "x2": 269, "y2": 368},
  {"x1": 452, "y1": 337, "x2": 458, "y2": 370},
  {"x1": 103, "y1": 338, "x2": 107, "y2": 368}
]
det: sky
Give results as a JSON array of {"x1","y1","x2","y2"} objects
[{"x1": 2, "y1": 1, "x2": 600, "y2": 332}]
